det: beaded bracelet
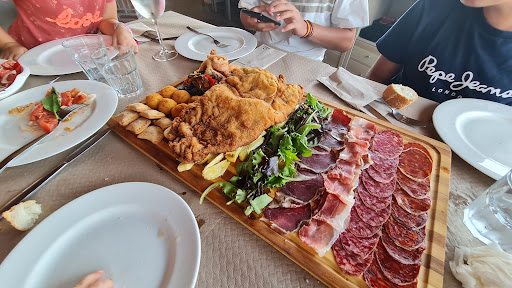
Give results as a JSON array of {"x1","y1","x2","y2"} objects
[
  {"x1": 301, "y1": 20, "x2": 314, "y2": 39},
  {"x1": 114, "y1": 22, "x2": 133, "y2": 37}
]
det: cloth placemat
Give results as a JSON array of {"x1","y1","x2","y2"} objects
[{"x1": 127, "y1": 22, "x2": 155, "y2": 43}]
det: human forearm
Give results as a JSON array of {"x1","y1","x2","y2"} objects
[
  {"x1": 0, "y1": 27, "x2": 27, "y2": 60},
  {"x1": 367, "y1": 55, "x2": 401, "y2": 84},
  {"x1": 307, "y1": 24, "x2": 356, "y2": 53},
  {"x1": 0, "y1": 27, "x2": 18, "y2": 49}
]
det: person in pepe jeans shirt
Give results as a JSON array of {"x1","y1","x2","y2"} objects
[
  {"x1": 0, "y1": 0, "x2": 138, "y2": 60},
  {"x1": 239, "y1": 0, "x2": 369, "y2": 61},
  {"x1": 367, "y1": 0, "x2": 512, "y2": 105}
]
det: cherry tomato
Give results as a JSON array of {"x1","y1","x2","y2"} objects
[
  {"x1": 72, "y1": 93, "x2": 86, "y2": 104},
  {"x1": 30, "y1": 104, "x2": 46, "y2": 121}
]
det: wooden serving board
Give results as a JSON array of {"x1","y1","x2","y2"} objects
[{"x1": 107, "y1": 98, "x2": 451, "y2": 288}]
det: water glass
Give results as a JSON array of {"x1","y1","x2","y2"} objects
[
  {"x1": 464, "y1": 169, "x2": 512, "y2": 251},
  {"x1": 93, "y1": 46, "x2": 143, "y2": 98},
  {"x1": 62, "y1": 35, "x2": 106, "y2": 82}
]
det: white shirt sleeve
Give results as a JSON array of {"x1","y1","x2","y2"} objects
[
  {"x1": 238, "y1": 0, "x2": 261, "y2": 9},
  {"x1": 331, "y1": 0, "x2": 369, "y2": 28}
]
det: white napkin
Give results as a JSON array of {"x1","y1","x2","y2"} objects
[
  {"x1": 231, "y1": 45, "x2": 286, "y2": 69},
  {"x1": 450, "y1": 244, "x2": 512, "y2": 288},
  {"x1": 318, "y1": 67, "x2": 381, "y2": 110},
  {"x1": 127, "y1": 22, "x2": 155, "y2": 43}
]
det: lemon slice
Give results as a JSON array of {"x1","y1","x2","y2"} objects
[
  {"x1": 202, "y1": 159, "x2": 230, "y2": 180},
  {"x1": 225, "y1": 147, "x2": 242, "y2": 163},
  {"x1": 204, "y1": 153, "x2": 224, "y2": 170},
  {"x1": 239, "y1": 136, "x2": 265, "y2": 161}
]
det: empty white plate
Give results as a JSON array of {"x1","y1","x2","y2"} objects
[
  {"x1": 433, "y1": 98, "x2": 512, "y2": 180},
  {"x1": 0, "y1": 182, "x2": 201, "y2": 288}
]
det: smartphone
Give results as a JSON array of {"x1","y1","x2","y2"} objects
[{"x1": 242, "y1": 10, "x2": 281, "y2": 26}]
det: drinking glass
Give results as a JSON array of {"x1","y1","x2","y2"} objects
[
  {"x1": 62, "y1": 35, "x2": 107, "y2": 82},
  {"x1": 92, "y1": 46, "x2": 143, "y2": 98},
  {"x1": 130, "y1": 0, "x2": 177, "y2": 61},
  {"x1": 464, "y1": 169, "x2": 512, "y2": 251}
]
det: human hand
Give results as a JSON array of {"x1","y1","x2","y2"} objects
[
  {"x1": 74, "y1": 271, "x2": 114, "y2": 288},
  {"x1": 0, "y1": 42, "x2": 28, "y2": 61},
  {"x1": 113, "y1": 24, "x2": 139, "y2": 53},
  {"x1": 267, "y1": 0, "x2": 308, "y2": 36},
  {"x1": 241, "y1": 6, "x2": 280, "y2": 32}
]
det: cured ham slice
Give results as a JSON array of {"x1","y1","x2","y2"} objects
[
  {"x1": 349, "y1": 117, "x2": 378, "y2": 142},
  {"x1": 327, "y1": 160, "x2": 357, "y2": 183},
  {"x1": 339, "y1": 140, "x2": 370, "y2": 164},
  {"x1": 381, "y1": 229, "x2": 424, "y2": 265},
  {"x1": 314, "y1": 193, "x2": 352, "y2": 231},
  {"x1": 278, "y1": 171, "x2": 324, "y2": 203},
  {"x1": 375, "y1": 241, "x2": 421, "y2": 285},
  {"x1": 323, "y1": 175, "x2": 356, "y2": 204},
  {"x1": 299, "y1": 218, "x2": 337, "y2": 255},
  {"x1": 297, "y1": 147, "x2": 336, "y2": 173},
  {"x1": 339, "y1": 230, "x2": 381, "y2": 258},
  {"x1": 332, "y1": 238, "x2": 374, "y2": 276},
  {"x1": 319, "y1": 130, "x2": 345, "y2": 150},
  {"x1": 371, "y1": 130, "x2": 404, "y2": 159},
  {"x1": 329, "y1": 109, "x2": 351, "y2": 132},
  {"x1": 263, "y1": 204, "x2": 312, "y2": 233},
  {"x1": 364, "y1": 257, "x2": 418, "y2": 288}
]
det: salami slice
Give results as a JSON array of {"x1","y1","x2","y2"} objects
[
  {"x1": 367, "y1": 164, "x2": 395, "y2": 183},
  {"x1": 371, "y1": 130, "x2": 404, "y2": 159},
  {"x1": 347, "y1": 208, "x2": 381, "y2": 238},
  {"x1": 391, "y1": 198, "x2": 428, "y2": 229},
  {"x1": 364, "y1": 257, "x2": 418, "y2": 288},
  {"x1": 369, "y1": 151, "x2": 400, "y2": 172},
  {"x1": 357, "y1": 182, "x2": 392, "y2": 211},
  {"x1": 332, "y1": 239, "x2": 374, "y2": 276},
  {"x1": 381, "y1": 229, "x2": 424, "y2": 265},
  {"x1": 394, "y1": 185, "x2": 431, "y2": 215},
  {"x1": 398, "y1": 147, "x2": 433, "y2": 181},
  {"x1": 355, "y1": 193, "x2": 391, "y2": 227},
  {"x1": 340, "y1": 230, "x2": 381, "y2": 258},
  {"x1": 376, "y1": 241, "x2": 421, "y2": 285},
  {"x1": 403, "y1": 143, "x2": 432, "y2": 160},
  {"x1": 362, "y1": 170, "x2": 395, "y2": 198},
  {"x1": 397, "y1": 170, "x2": 430, "y2": 199},
  {"x1": 384, "y1": 216, "x2": 426, "y2": 250}
]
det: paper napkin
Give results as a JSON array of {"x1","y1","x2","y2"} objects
[
  {"x1": 127, "y1": 22, "x2": 155, "y2": 43},
  {"x1": 231, "y1": 45, "x2": 287, "y2": 69},
  {"x1": 318, "y1": 67, "x2": 381, "y2": 110}
]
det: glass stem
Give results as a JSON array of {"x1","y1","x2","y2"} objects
[{"x1": 152, "y1": 19, "x2": 167, "y2": 54}]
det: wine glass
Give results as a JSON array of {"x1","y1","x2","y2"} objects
[{"x1": 130, "y1": 0, "x2": 177, "y2": 61}]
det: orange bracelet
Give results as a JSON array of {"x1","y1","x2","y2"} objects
[{"x1": 301, "y1": 20, "x2": 314, "y2": 39}]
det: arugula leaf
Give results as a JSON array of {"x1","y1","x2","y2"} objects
[
  {"x1": 41, "y1": 87, "x2": 61, "y2": 120},
  {"x1": 248, "y1": 194, "x2": 273, "y2": 215}
]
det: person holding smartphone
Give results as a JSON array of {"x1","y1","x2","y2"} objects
[{"x1": 239, "y1": 0, "x2": 369, "y2": 61}]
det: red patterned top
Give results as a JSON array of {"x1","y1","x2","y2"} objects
[{"x1": 7, "y1": 0, "x2": 115, "y2": 49}]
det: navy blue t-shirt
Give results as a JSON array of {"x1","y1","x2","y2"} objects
[{"x1": 376, "y1": 0, "x2": 512, "y2": 105}]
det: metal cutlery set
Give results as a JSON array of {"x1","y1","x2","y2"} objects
[{"x1": 140, "y1": 27, "x2": 230, "y2": 48}]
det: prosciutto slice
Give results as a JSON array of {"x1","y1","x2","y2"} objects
[
  {"x1": 297, "y1": 147, "x2": 336, "y2": 173},
  {"x1": 278, "y1": 171, "x2": 324, "y2": 203},
  {"x1": 263, "y1": 204, "x2": 312, "y2": 233}
]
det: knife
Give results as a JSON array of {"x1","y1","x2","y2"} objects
[
  {"x1": 0, "y1": 126, "x2": 113, "y2": 217},
  {"x1": 242, "y1": 10, "x2": 281, "y2": 26},
  {"x1": 364, "y1": 104, "x2": 390, "y2": 122}
]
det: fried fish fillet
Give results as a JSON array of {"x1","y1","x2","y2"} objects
[{"x1": 167, "y1": 67, "x2": 304, "y2": 163}]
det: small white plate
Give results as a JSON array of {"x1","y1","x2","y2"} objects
[
  {"x1": 0, "y1": 182, "x2": 201, "y2": 288},
  {"x1": 0, "y1": 60, "x2": 30, "y2": 101},
  {"x1": 0, "y1": 80, "x2": 118, "y2": 166},
  {"x1": 18, "y1": 35, "x2": 112, "y2": 76},
  {"x1": 433, "y1": 98, "x2": 512, "y2": 180},
  {"x1": 176, "y1": 27, "x2": 257, "y2": 61}
]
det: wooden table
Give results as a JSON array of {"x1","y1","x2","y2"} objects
[{"x1": 0, "y1": 11, "x2": 495, "y2": 288}]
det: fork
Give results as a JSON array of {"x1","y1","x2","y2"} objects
[
  {"x1": 186, "y1": 26, "x2": 230, "y2": 48},
  {"x1": 374, "y1": 98, "x2": 431, "y2": 127},
  {"x1": 0, "y1": 103, "x2": 88, "y2": 174}
]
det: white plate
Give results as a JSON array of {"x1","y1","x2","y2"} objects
[
  {"x1": 0, "y1": 182, "x2": 201, "y2": 288},
  {"x1": 175, "y1": 27, "x2": 257, "y2": 61},
  {"x1": 0, "y1": 60, "x2": 31, "y2": 101},
  {"x1": 433, "y1": 99, "x2": 512, "y2": 180},
  {"x1": 0, "y1": 80, "x2": 118, "y2": 166},
  {"x1": 18, "y1": 35, "x2": 112, "y2": 76}
]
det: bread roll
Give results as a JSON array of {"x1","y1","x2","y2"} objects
[
  {"x1": 2, "y1": 200, "x2": 42, "y2": 231},
  {"x1": 382, "y1": 84, "x2": 418, "y2": 109}
]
